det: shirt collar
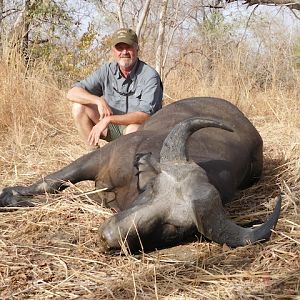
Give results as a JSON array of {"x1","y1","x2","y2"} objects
[{"x1": 113, "y1": 59, "x2": 140, "y2": 80}]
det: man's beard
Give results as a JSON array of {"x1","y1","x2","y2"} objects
[{"x1": 118, "y1": 57, "x2": 135, "y2": 69}]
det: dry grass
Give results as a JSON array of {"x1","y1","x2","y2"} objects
[{"x1": 0, "y1": 44, "x2": 299, "y2": 299}]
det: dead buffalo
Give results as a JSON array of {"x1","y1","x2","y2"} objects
[{"x1": 0, "y1": 97, "x2": 281, "y2": 252}]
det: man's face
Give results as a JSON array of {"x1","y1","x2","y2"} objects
[{"x1": 112, "y1": 43, "x2": 138, "y2": 70}]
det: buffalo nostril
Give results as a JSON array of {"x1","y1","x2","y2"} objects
[
  {"x1": 97, "y1": 228, "x2": 110, "y2": 252},
  {"x1": 99, "y1": 221, "x2": 123, "y2": 250},
  {"x1": 97, "y1": 238, "x2": 110, "y2": 253},
  {"x1": 100, "y1": 232, "x2": 111, "y2": 249},
  {"x1": 98, "y1": 222, "x2": 118, "y2": 250}
]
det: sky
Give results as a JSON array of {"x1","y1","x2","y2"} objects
[
  {"x1": 66, "y1": 0, "x2": 300, "y2": 42},
  {"x1": 225, "y1": 1, "x2": 300, "y2": 35}
]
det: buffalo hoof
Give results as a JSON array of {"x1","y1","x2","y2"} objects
[{"x1": 0, "y1": 187, "x2": 34, "y2": 207}]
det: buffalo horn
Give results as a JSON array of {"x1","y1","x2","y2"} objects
[
  {"x1": 160, "y1": 117, "x2": 233, "y2": 163},
  {"x1": 193, "y1": 193, "x2": 281, "y2": 247}
]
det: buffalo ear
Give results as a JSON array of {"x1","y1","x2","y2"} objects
[{"x1": 135, "y1": 153, "x2": 161, "y2": 192}]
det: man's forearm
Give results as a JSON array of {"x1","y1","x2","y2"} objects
[
  {"x1": 108, "y1": 112, "x2": 149, "y2": 125},
  {"x1": 66, "y1": 86, "x2": 100, "y2": 105}
]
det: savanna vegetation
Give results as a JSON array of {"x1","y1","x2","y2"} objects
[{"x1": 0, "y1": 1, "x2": 299, "y2": 299}]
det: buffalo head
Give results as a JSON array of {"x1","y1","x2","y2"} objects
[{"x1": 99, "y1": 117, "x2": 281, "y2": 252}]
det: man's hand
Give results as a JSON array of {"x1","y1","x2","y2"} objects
[
  {"x1": 98, "y1": 98, "x2": 112, "y2": 119},
  {"x1": 88, "y1": 117, "x2": 110, "y2": 146}
]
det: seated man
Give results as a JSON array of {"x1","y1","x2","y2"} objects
[{"x1": 67, "y1": 28, "x2": 163, "y2": 147}]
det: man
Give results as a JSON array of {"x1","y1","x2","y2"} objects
[{"x1": 67, "y1": 28, "x2": 163, "y2": 147}]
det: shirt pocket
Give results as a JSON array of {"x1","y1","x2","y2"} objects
[
  {"x1": 105, "y1": 86, "x2": 124, "y2": 114},
  {"x1": 127, "y1": 87, "x2": 142, "y2": 112},
  {"x1": 134, "y1": 88, "x2": 142, "y2": 100}
]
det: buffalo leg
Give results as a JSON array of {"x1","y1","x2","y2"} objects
[{"x1": 0, "y1": 151, "x2": 101, "y2": 207}]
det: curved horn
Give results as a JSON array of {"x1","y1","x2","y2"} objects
[
  {"x1": 160, "y1": 117, "x2": 233, "y2": 163},
  {"x1": 193, "y1": 190, "x2": 281, "y2": 247}
]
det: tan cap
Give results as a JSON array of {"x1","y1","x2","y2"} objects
[{"x1": 111, "y1": 28, "x2": 138, "y2": 47}]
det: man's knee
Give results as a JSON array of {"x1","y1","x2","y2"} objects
[
  {"x1": 124, "y1": 124, "x2": 140, "y2": 135},
  {"x1": 71, "y1": 102, "x2": 86, "y2": 120},
  {"x1": 72, "y1": 103, "x2": 99, "y2": 124}
]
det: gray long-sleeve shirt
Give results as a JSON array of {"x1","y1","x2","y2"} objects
[{"x1": 74, "y1": 59, "x2": 163, "y2": 116}]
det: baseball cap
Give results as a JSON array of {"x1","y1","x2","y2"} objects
[{"x1": 111, "y1": 28, "x2": 138, "y2": 47}]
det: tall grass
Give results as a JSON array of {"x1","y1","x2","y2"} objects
[
  {"x1": 163, "y1": 32, "x2": 300, "y2": 126},
  {"x1": 0, "y1": 58, "x2": 65, "y2": 135},
  {"x1": 0, "y1": 50, "x2": 78, "y2": 186}
]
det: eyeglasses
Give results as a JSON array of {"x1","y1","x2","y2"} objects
[{"x1": 113, "y1": 87, "x2": 135, "y2": 97}]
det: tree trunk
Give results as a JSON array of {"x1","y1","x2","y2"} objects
[
  {"x1": 23, "y1": 0, "x2": 31, "y2": 62},
  {"x1": 0, "y1": 0, "x2": 3, "y2": 52},
  {"x1": 155, "y1": 0, "x2": 168, "y2": 79},
  {"x1": 0, "y1": 0, "x2": 3, "y2": 25},
  {"x1": 136, "y1": 0, "x2": 151, "y2": 39},
  {"x1": 11, "y1": 0, "x2": 31, "y2": 63},
  {"x1": 117, "y1": 0, "x2": 125, "y2": 28}
]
